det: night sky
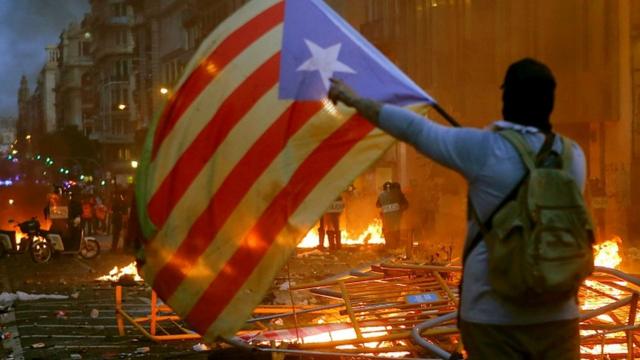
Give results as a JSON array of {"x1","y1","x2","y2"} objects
[{"x1": 0, "y1": 0, "x2": 90, "y2": 118}]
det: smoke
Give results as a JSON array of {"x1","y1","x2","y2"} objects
[{"x1": 0, "y1": 0, "x2": 90, "y2": 117}]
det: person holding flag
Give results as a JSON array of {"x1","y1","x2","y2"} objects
[{"x1": 328, "y1": 58, "x2": 585, "y2": 359}]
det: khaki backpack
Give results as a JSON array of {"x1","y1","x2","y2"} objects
[{"x1": 468, "y1": 130, "x2": 595, "y2": 305}]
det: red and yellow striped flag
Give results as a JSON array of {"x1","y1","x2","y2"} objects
[{"x1": 135, "y1": 0, "x2": 434, "y2": 341}]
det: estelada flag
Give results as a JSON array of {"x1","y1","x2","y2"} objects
[{"x1": 134, "y1": 0, "x2": 434, "y2": 341}]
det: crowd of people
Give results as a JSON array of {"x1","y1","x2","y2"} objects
[{"x1": 45, "y1": 184, "x2": 133, "y2": 252}]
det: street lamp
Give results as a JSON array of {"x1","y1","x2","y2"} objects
[
  {"x1": 160, "y1": 87, "x2": 169, "y2": 95},
  {"x1": 118, "y1": 104, "x2": 127, "y2": 110},
  {"x1": 131, "y1": 160, "x2": 138, "y2": 169}
]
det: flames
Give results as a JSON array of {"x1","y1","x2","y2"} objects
[
  {"x1": 593, "y1": 236, "x2": 622, "y2": 268},
  {"x1": 305, "y1": 325, "x2": 409, "y2": 358},
  {"x1": 14, "y1": 229, "x2": 24, "y2": 248},
  {"x1": 583, "y1": 236, "x2": 625, "y2": 312},
  {"x1": 96, "y1": 262, "x2": 143, "y2": 282},
  {"x1": 581, "y1": 236, "x2": 629, "y2": 356},
  {"x1": 297, "y1": 219, "x2": 385, "y2": 248}
]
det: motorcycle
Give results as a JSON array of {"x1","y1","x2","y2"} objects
[
  {"x1": 44, "y1": 217, "x2": 101, "y2": 260},
  {"x1": 0, "y1": 218, "x2": 52, "y2": 263},
  {"x1": 0, "y1": 217, "x2": 101, "y2": 263}
]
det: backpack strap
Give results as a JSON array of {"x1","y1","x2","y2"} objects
[
  {"x1": 498, "y1": 130, "x2": 536, "y2": 171},
  {"x1": 462, "y1": 131, "x2": 555, "y2": 264},
  {"x1": 561, "y1": 136, "x2": 574, "y2": 171}
]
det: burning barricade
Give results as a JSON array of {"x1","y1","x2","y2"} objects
[{"x1": 94, "y1": 236, "x2": 640, "y2": 359}]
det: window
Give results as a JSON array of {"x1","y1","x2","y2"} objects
[
  {"x1": 186, "y1": 24, "x2": 202, "y2": 49},
  {"x1": 113, "y1": 60, "x2": 129, "y2": 79},
  {"x1": 111, "y1": 84, "x2": 129, "y2": 110},
  {"x1": 111, "y1": 3, "x2": 127, "y2": 17},
  {"x1": 113, "y1": 119, "x2": 125, "y2": 136},
  {"x1": 115, "y1": 29, "x2": 128, "y2": 45}
]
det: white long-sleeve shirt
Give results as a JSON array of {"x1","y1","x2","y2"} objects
[{"x1": 378, "y1": 104, "x2": 586, "y2": 324}]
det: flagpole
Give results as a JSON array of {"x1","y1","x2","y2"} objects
[{"x1": 431, "y1": 102, "x2": 461, "y2": 128}]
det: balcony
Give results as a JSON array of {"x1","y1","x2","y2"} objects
[
  {"x1": 92, "y1": 44, "x2": 135, "y2": 61},
  {"x1": 109, "y1": 16, "x2": 133, "y2": 26},
  {"x1": 91, "y1": 132, "x2": 134, "y2": 144}
]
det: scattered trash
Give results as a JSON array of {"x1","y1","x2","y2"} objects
[
  {"x1": 70, "y1": 354, "x2": 82, "y2": 359},
  {"x1": 0, "y1": 291, "x2": 68, "y2": 306},
  {"x1": 296, "y1": 249, "x2": 325, "y2": 258},
  {"x1": 135, "y1": 346, "x2": 150, "y2": 354},
  {"x1": 31, "y1": 342, "x2": 45, "y2": 348},
  {"x1": 70, "y1": 292, "x2": 80, "y2": 299},
  {"x1": 1, "y1": 332, "x2": 12, "y2": 340},
  {"x1": 89, "y1": 308, "x2": 99, "y2": 319},
  {"x1": 192, "y1": 343, "x2": 211, "y2": 352},
  {"x1": 55, "y1": 310, "x2": 67, "y2": 319},
  {"x1": 279, "y1": 281, "x2": 292, "y2": 290}
]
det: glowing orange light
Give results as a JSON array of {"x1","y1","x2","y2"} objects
[
  {"x1": 593, "y1": 236, "x2": 622, "y2": 268},
  {"x1": 297, "y1": 219, "x2": 385, "y2": 248},
  {"x1": 96, "y1": 262, "x2": 143, "y2": 282}
]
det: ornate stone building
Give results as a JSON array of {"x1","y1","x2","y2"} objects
[
  {"x1": 127, "y1": 0, "x2": 248, "y2": 129},
  {"x1": 56, "y1": 20, "x2": 94, "y2": 133},
  {"x1": 86, "y1": 0, "x2": 137, "y2": 181}
]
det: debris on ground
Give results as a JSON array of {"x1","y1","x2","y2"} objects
[
  {"x1": 135, "y1": 346, "x2": 150, "y2": 354},
  {"x1": 192, "y1": 343, "x2": 211, "y2": 352},
  {"x1": 0, "y1": 291, "x2": 68, "y2": 306},
  {"x1": 89, "y1": 308, "x2": 99, "y2": 318}
]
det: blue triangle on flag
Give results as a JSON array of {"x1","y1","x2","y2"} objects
[{"x1": 279, "y1": 0, "x2": 434, "y2": 106}]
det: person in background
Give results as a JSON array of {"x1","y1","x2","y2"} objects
[
  {"x1": 94, "y1": 197, "x2": 107, "y2": 235},
  {"x1": 317, "y1": 194, "x2": 345, "y2": 251},
  {"x1": 376, "y1": 181, "x2": 408, "y2": 250},
  {"x1": 111, "y1": 192, "x2": 126, "y2": 252},
  {"x1": 81, "y1": 196, "x2": 94, "y2": 235},
  {"x1": 67, "y1": 190, "x2": 83, "y2": 251}
]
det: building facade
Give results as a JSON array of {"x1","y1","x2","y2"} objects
[
  {"x1": 333, "y1": 0, "x2": 640, "y2": 247},
  {"x1": 86, "y1": 0, "x2": 137, "y2": 180},
  {"x1": 128, "y1": 0, "x2": 248, "y2": 129},
  {"x1": 56, "y1": 20, "x2": 94, "y2": 133},
  {"x1": 0, "y1": 117, "x2": 16, "y2": 156},
  {"x1": 16, "y1": 44, "x2": 59, "y2": 144}
]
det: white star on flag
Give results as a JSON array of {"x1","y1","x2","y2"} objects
[{"x1": 296, "y1": 39, "x2": 356, "y2": 90}]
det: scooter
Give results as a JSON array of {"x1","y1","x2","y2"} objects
[
  {"x1": 0, "y1": 218, "x2": 52, "y2": 263},
  {"x1": 44, "y1": 217, "x2": 100, "y2": 260}
]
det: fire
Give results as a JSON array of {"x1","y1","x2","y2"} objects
[
  {"x1": 259, "y1": 323, "x2": 409, "y2": 358},
  {"x1": 96, "y1": 262, "x2": 143, "y2": 282},
  {"x1": 580, "y1": 236, "x2": 629, "y2": 356},
  {"x1": 14, "y1": 229, "x2": 24, "y2": 248},
  {"x1": 297, "y1": 219, "x2": 385, "y2": 248},
  {"x1": 582, "y1": 237, "x2": 625, "y2": 311},
  {"x1": 593, "y1": 236, "x2": 622, "y2": 268},
  {"x1": 325, "y1": 326, "x2": 410, "y2": 358}
]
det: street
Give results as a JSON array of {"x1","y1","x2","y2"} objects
[{"x1": 0, "y1": 236, "x2": 208, "y2": 359}]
